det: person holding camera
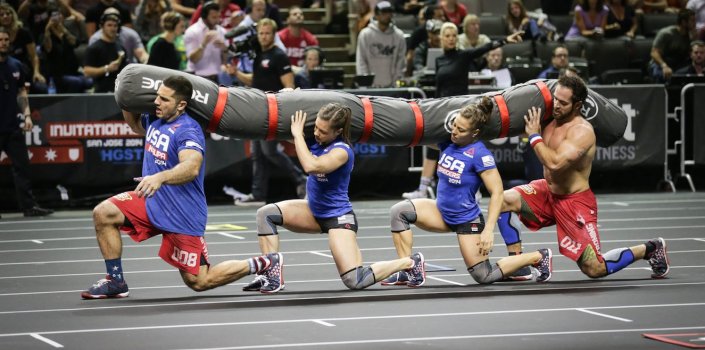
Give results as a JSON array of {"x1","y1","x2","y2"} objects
[
  {"x1": 42, "y1": 6, "x2": 93, "y2": 93},
  {"x1": 230, "y1": 18, "x2": 307, "y2": 207}
]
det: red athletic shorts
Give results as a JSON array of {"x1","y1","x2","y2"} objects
[
  {"x1": 512, "y1": 180, "x2": 603, "y2": 262},
  {"x1": 108, "y1": 191, "x2": 210, "y2": 275}
]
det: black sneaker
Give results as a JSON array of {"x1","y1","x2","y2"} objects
[
  {"x1": 234, "y1": 194, "x2": 265, "y2": 207},
  {"x1": 380, "y1": 271, "x2": 410, "y2": 286},
  {"x1": 533, "y1": 248, "x2": 553, "y2": 283},
  {"x1": 242, "y1": 274, "x2": 266, "y2": 291},
  {"x1": 81, "y1": 275, "x2": 129, "y2": 299},
  {"x1": 502, "y1": 266, "x2": 534, "y2": 281},
  {"x1": 406, "y1": 252, "x2": 426, "y2": 288},
  {"x1": 24, "y1": 206, "x2": 53, "y2": 217},
  {"x1": 647, "y1": 237, "x2": 670, "y2": 279},
  {"x1": 260, "y1": 253, "x2": 284, "y2": 294}
]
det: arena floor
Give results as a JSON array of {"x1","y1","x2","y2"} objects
[{"x1": 1, "y1": 192, "x2": 704, "y2": 350}]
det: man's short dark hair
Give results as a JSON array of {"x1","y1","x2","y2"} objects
[
  {"x1": 678, "y1": 8, "x2": 695, "y2": 25},
  {"x1": 0, "y1": 26, "x2": 8, "y2": 36},
  {"x1": 557, "y1": 75, "x2": 587, "y2": 106},
  {"x1": 162, "y1": 76, "x2": 193, "y2": 104}
]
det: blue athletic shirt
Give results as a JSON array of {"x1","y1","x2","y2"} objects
[
  {"x1": 306, "y1": 137, "x2": 354, "y2": 218},
  {"x1": 140, "y1": 112, "x2": 207, "y2": 236},
  {"x1": 436, "y1": 140, "x2": 496, "y2": 225}
]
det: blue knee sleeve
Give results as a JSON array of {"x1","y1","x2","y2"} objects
[
  {"x1": 603, "y1": 248, "x2": 635, "y2": 275},
  {"x1": 498, "y1": 212, "x2": 521, "y2": 245}
]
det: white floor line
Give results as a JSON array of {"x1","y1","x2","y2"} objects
[
  {"x1": 309, "y1": 251, "x2": 333, "y2": 258},
  {"x1": 575, "y1": 308, "x2": 632, "y2": 322},
  {"x1": 175, "y1": 326, "x2": 705, "y2": 350},
  {"x1": 695, "y1": 239, "x2": 705, "y2": 243},
  {"x1": 427, "y1": 275, "x2": 466, "y2": 286},
  {"x1": 1, "y1": 303, "x2": 704, "y2": 337},
  {"x1": 31, "y1": 240, "x2": 43, "y2": 244},
  {"x1": 29, "y1": 333, "x2": 64, "y2": 348},
  {"x1": 612, "y1": 202, "x2": 629, "y2": 206},
  {"x1": 312, "y1": 320, "x2": 336, "y2": 327},
  {"x1": 216, "y1": 232, "x2": 245, "y2": 240},
  {"x1": 1, "y1": 283, "x2": 704, "y2": 315}
]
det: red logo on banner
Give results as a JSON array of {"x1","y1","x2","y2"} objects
[{"x1": 0, "y1": 146, "x2": 84, "y2": 165}]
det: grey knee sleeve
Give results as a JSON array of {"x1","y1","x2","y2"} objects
[
  {"x1": 467, "y1": 260, "x2": 504, "y2": 285},
  {"x1": 390, "y1": 200, "x2": 417, "y2": 232},
  {"x1": 340, "y1": 266, "x2": 376, "y2": 290},
  {"x1": 256, "y1": 204, "x2": 283, "y2": 236}
]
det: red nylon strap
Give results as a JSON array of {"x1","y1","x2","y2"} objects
[
  {"x1": 408, "y1": 101, "x2": 424, "y2": 147},
  {"x1": 206, "y1": 87, "x2": 229, "y2": 133},
  {"x1": 535, "y1": 81, "x2": 553, "y2": 121},
  {"x1": 266, "y1": 93, "x2": 278, "y2": 141},
  {"x1": 493, "y1": 94, "x2": 510, "y2": 138},
  {"x1": 359, "y1": 97, "x2": 374, "y2": 143}
]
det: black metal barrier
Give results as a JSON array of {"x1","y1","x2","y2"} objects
[{"x1": 0, "y1": 86, "x2": 674, "y2": 201}]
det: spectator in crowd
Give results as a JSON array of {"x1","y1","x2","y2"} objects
[
  {"x1": 41, "y1": 5, "x2": 93, "y2": 93},
  {"x1": 406, "y1": 5, "x2": 446, "y2": 76},
  {"x1": 0, "y1": 27, "x2": 53, "y2": 218},
  {"x1": 441, "y1": 0, "x2": 467, "y2": 28},
  {"x1": 184, "y1": 1, "x2": 227, "y2": 83},
  {"x1": 566, "y1": 0, "x2": 609, "y2": 41},
  {"x1": 170, "y1": 0, "x2": 199, "y2": 17},
  {"x1": 675, "y1": 40, "x2": 705, "y2": 75},
  {"x1": 189, "y1": 0, "x2": 243, "y2": 30},
  {"x1": 246, "y1": 0, "x2": 283, "y2": 30},
  {"x1": 135, "y1": 0, "x2": 172, "y2": 43},
  {"x1": 480, "y1": 47, "x2": 514, "y2": 88},
  {"x1": 279, "y1": 6, "x2": 319, "y2": 67},
  {"x1": 356, "y1": 1, "x2": 406, "y2": 88},
  {"x1": 687, "y1": 0, "x2": 705, "y2": 40},
  {"x1": 436, "y1": 21, "x2": 522, "y2": 97},
  {"x1": 0, "y1": 3, "x2": 46, "y2": 94},
  {"x1": 229, "y1": 18, "x2": 306, "y2": 207},
  {"x1": 538, "y1": 44, "x2": 570, "y2": 79},
  {"x1": 147, "y1": 11, "x2": 185, "y2": 70},
  {"x1": 85, "y1": 0, "x2": 133, "y2": 37},
  {"x1": 412, "y1": 19, "x2": 442, "y2": 74},
  {"x1": 506, "y1": 0, "x2": 544, "y2": 42},
  {"x1": 395, "y1": 0, "x2": 424, "y2": 15},
  {"x1": 458, "y1": 14, "x2": 491, "y2": 50},
  {"x1": 17, "y1": 0, "x2": 82, "y2": 42},
  {"x1": 355, "y1": 0, "x2": 374, "y2": 33},
  {"x1": 637, "y1": 0, "x2": 687, "y2": 14},
  {"x1": 83, "y1": 10, "x2": 127, "y2": 93},
  {"x1": 89, "y1": 7, "x2": 149, "y2": 64},
  {"x1": 605, "y1": 0, "x2": 638, "y2": 39},
  {"x1": 541, "y1": 0, "x2": 574, "y2": 15},
  {"x1": 294, "y1": 45, "x2": 324, "y2": 88},
  {"x1": 649, "y1": 8, "x2": 696, "y2": 82}
]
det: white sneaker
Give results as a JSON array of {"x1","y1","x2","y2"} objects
[
  {"x1": 234, "y1": 194, "x2": 265, "y2": 207},
  {"x1": 402, "y1": 188, "x2": 432, "y2": 199}
]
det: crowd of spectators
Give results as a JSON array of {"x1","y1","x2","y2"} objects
[{"x1": 0, "y1": 0, "x2": 703, "y2": 95}]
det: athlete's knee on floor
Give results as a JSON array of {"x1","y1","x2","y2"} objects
[
  {"x1": 390, "y1": 200, "x2": 416, "y2": 232},
  {"x1": 467, "y1": 260, "x2": 503, "y2": 285},
  {"x1": 256, "y1": 204, "x2": 283, "y2": 236},
  {"x1": 341, "y1": 266, "x2": 376, "y2": 290}
]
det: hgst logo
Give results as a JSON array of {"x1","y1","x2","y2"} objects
[
  {"x1": 581, "y1": 96, "x2": 636, "y2": 142},
  {"x1": 141, "y1": 77, "x2": 210, "y2": 104}
]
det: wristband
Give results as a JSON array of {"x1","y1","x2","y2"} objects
[
  {"x1": 104, "y1": 65, "x2": 109, "y2": 77},
  {"x1": 529, "y1": 133, "x2": 543, "y2": 147}
]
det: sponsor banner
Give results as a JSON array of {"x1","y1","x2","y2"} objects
[
  {"x1": 694, "y1": 86, "x2": 705, "y2": 164},
  {"x1": 483, "y1": 85, "x2": 666, "y2": 173}
]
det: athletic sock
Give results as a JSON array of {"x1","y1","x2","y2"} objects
[
  {"x1": 105, "y1": 258, "x2": 125, "y2": 283},
  {"x1": 419, "y1": 176, "x2": 433, "y2": 191},
  {"x1": 247, "y1": 255, "x2": 272, "y2": 274},
  {"x1": 604, "y1": 248, "x2": 636, "y2": 275},
  {"x1": 644, "y1": 241, "x2": 656, "y2": 259},
  {"x1": 498, "y1": 212, "x2": 521, "y2": 246}
]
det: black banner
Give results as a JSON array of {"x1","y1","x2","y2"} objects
[{"x1": 483, "y1": 85, "x2": 666, "y2": 174}]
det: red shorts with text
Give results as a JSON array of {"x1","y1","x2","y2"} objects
[
  {"x1": 512, "y1": 180, "x2": 603, "y2": 262},
  {"x1": 108, "y1": 191, "x2": 210, "y2": 275}
]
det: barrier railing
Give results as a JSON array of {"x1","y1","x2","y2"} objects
[{"x1": 665, "y1": 83, "x2": 700, "y2": 192}]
